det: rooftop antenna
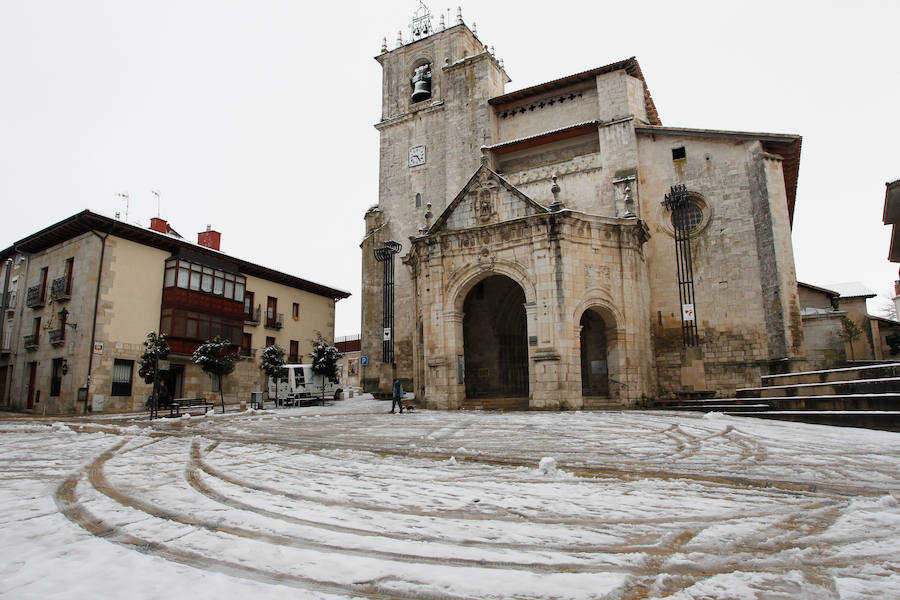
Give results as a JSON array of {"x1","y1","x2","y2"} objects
[
  {"x1": 150, "y1": 189, "x2": 160, "y2": 217},
  {"x1": 117, "y1": 192, "x2": 129, "y2": 222}
]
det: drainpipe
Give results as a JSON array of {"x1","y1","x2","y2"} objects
[{"x1": 85, "y1": 229, "x2": 111, "y2": 413}]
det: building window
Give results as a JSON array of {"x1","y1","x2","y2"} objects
[
  {"x1": 64, "y1": 257, "x2": 74, "y2": 294},
  {"x1": 266, "y1": 297, "x2": 277, "y2": 327},
  {"x1": 671, "y1": 201, "x2": 703, "y2": 233},
  {"x1": 672, "y1": 146, "x2": 686, "y2": 160},
  {"x1": 415, "y1": 193, "x2": 422, "y2": 208},
  {"x1": 163, "y1": 258, "x2": 245, "y2": 302},
  {"x1": 292, "y1": 302, "x2": 299, "y2": 321},
  {"x1": 265, "y1": 336, "x2": 276, "y2": 348},
  {"x1": 39, "y1": 267, "x2": 48, "y2": 302},
  {"x1": 241, "y1": 333, "x2": 252, "y2": 356},
  {"x1": 50, "y1": 358, "x2": 63, "y2": 397},
  {"x1": 244, "y1": 291, "x2": 255, "y2": 320},
  {"x1": 289, "y1": 340, "x2": 299, "y2": 363},
  {"x1": 111, "y1": 359, "x2": 134, "y2": 397}
]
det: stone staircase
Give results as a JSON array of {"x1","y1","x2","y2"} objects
[
  {"x1": 460, "y1": 397, "x2": 530, "y2": 411},
  {"x1": 656, "y1": 362, "x2": 900, "y2": 432}
]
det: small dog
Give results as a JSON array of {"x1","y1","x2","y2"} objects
[{"x1": 404, "y1": 404, "x2": 416, "y2": 412}]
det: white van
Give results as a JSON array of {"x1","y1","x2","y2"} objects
[{"x1": 267, "y1": 364, "x2": 342, "y2": 405}]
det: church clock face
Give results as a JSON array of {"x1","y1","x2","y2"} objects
[{"x1": 408, "y1": 145, "x2": 426, "y2": 167}]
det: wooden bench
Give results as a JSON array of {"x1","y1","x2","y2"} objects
[{"x1": 169, "y1": 398, "x2": 213, "y2": 417}]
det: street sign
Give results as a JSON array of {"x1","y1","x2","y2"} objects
[
  {"x1": 383, "y1": 328, "x2": 391, "y2": 341},
  {"x1": 682, "y1": 303, "x2": 695, "y2": 322},
  {"x1": 361, "y1": 356, "x2": 368, "y2": 366}
]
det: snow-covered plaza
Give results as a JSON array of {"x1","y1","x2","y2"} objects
[{"x1": 2, "y1": 396, "x2": 900, "y2": 599}]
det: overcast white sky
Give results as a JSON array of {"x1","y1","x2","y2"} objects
[{"x1": 2, "y1": 1, "x2": 899, "y2": 336}]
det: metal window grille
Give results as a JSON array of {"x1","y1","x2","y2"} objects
[
  {"x1": 662, "y1": 185, "x2": 700, "y2": 347},
  {"x1": 112, "y1": 359, "x2": 134, "y2": 397},
  {"x1": 373, "y1": 241, "x2": 402, "y2": 363}
]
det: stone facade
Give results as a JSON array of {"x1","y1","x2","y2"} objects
[
  {"x1": 0, "y1": 211, "x2": 348, "y2": 415},
  {"x1": 362, "y1": 21, "x2": 804, "y2": 408}
]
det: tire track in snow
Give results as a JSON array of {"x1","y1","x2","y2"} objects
[
  {"x1": 52, "y1": 441, "x2": 508, "y2": 600},
  {"x1": 189, "y1": 440, "x2": 669, "y2": 556},
  {"x1": 92, "y1": 438, "x2": 644, "y2": 575}
]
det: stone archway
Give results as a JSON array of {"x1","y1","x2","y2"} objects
[
  {"x1": 580, "y1": 309, "x2": 610, "y2": 396},
  {"x1": 462, "y1": 275, "x2": 529, "y2": 400}
]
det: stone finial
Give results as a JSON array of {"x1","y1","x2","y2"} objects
[
  {"x1": 425, "y1": 202, "x2": 433, "y2": 228},
  {"x1": 550, "y1": 175, "x2": 562, "y2": 211},
  {"x1": 490, "y1": 46, "x2": 495, "y2": 55},
  {"x1": 472, "y1": 22, "x2": 477, "y2": 36},
  {"x1": 499, "y1": 58, "x2": 504, "y2": 69},
  {"x1": 456, "y1": 6, "x2": 462, "y2": 24},
  {"x1": 381, "y1": 37, "x2": 388, "y2": 52},
  {"x1": 439, "y1": 13, "x2": 445, "y2": 30},
  {"x1": 396, "y1": 30, "x2": 403, "y2": 48},
  {"x1": 623, "y1": 184, "x2": 636, "y2": 218}
]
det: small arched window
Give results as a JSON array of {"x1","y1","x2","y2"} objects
[{"x1": 415, "y1": 193, "x2": 422, "y2": 208}]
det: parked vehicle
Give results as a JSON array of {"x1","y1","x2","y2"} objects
[{"x1": 267, "y1": 364, "x2": 342, "y2": 403}]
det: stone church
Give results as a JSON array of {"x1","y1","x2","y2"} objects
[{"x1": 361, "y1": 11, "x2": 803, "y2": 410}]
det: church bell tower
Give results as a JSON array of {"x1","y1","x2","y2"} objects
[{"x1": 360, "y1": 6, "x2": 510, "y2": 396}]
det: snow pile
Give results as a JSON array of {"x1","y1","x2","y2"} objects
[
  {"x1": 447, "y1": 456, "x2": 457, "y2": 466},
  {"x1": 50, "y1": 422, "x2": 74, "y2": 434},
  {"x1": 538, "y1": 456, "x2": 557, "y2": 476},
  {"x1": 703, "y1": 411, "x2": 726, "y2": 420}
]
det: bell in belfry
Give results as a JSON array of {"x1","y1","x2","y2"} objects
[{"x1": 411, "y1": 64, "x2": 432, "y2": 103}]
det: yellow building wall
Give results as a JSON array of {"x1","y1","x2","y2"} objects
[
  {"x1": 103, "y1": 236, "x2": 168, "y2": 344},
  {"x1": 242, "y1": 275, "x2": 336, "y2": 361}
]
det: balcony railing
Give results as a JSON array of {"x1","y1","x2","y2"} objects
[
  {"x1": 23, "y1": 334, "x2": 39, "y2": 349},
  {"x1": 265, "y1": 312, "x2": 284, "y2": 329},
  {"x1": 49, "y1": 328, "x2": 66, "y2": 345},
  {"x1": 25, "y1": 285, "x2": 44, "y2": 308},
  {"x1": 50, "y1": 276, "x2": 71, "y2": 301},
  {"x1": 4, "y1": 291, "x2": 16, "y2": 311},
  {"x1": 245, "y1": 304, "x2": 261, "y2": 325}
]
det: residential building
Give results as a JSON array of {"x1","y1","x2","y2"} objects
[{"x1": 0, "y1": 210, "x2": 349, "y2": 414}]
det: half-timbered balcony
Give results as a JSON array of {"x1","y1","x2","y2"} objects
[
  {"x1": 50, "y1": 276, "x2": 71, "y2": 301},
  {"x1": 49, "y1": 328, "x2": 66, "y2": 345},
  {"x1": 25, "y1": 285, "x2": 44, "y2": 308},
  {"x1": 23, "y1": 334, "x2": 39, "y2": 350}
]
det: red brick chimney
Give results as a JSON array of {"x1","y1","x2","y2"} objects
[
  {"x1": 150, "y1": 217, "x2": 169, "y2": 234},
  {"x1": 197, "y1": 225, "x2": 221, "y2": 251}
]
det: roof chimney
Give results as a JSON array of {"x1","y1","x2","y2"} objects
[
  {"x1": 197, "y1": 225, "x2": 221, "y2": 251},
  {"x1": 150, "y1": 217, "x2": 169, "y2": 233}
]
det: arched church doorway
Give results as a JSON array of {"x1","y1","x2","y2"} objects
[
  {"x1": 462, "y1": 275, "x2": 528, "y2": 399},
  {"x1": 580, "y1": 309, "x2": 609, "y2": 396}
]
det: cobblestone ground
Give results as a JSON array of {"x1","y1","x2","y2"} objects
[{"x1": 2, "y1": 398, "x2": 900, "y2": 599}]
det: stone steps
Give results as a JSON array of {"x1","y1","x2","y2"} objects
[
  {"x1": 759, "y1": 362, "x2": 900, "y2": 387},
  {"x1": 738, "y1": 376, "x2": 900, "y2": 398},
  {"x1": 658, "y1": 362, "x2": 900, "y2": 432},
  {"x1": 460, "y1": 397, "x2": 529, "y2": 411}
]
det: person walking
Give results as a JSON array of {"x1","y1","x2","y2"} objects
[{"x1": 391, "y1": 378, "x2": 404, "y2": 413}]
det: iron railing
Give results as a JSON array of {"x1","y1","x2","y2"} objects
[
  {"x1": 662, "y1": 184, "x2": 699, "y2": 347},
  {"x1": 23, "y1": 334, "x2": 39, "y2": 349},
  {"x1": 49, "y1": 328, "x2": 65, "y2": 345},
  {"x1": 50, "y1": 275, "x2": 71, "y2": 301},
  {"x1": 374, "y1": 240, "x2": 402, "y2": 363},
  {"x1": 25, "y1": 285, "x2": 44, "y2": 308}
]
